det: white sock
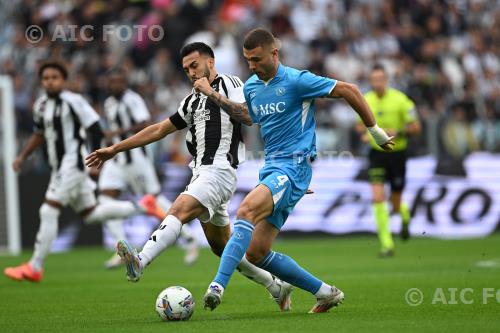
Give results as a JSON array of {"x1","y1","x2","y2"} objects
[
  {"x1": 29, "y1": 204, "x2": 60, "y2": 271},
  {"x1": 139, "y1": 215, "x2": 182, "y2": 266},
  {"x1": 84, "y1": 200, "x2": 138, "y2": 224},
  {"x1": 238, "y1": 256, "x2": 276, "y2": 292},
  {"x1": 156, "y1": 194, "x2": 196, "y2": 244},
  {"x1": 99, "y1": 195, "x2": 127, "y2": 242},
  {"x1": 315, "y1": 282, "x2": 333, "y2": 298}
]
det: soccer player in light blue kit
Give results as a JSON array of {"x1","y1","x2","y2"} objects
[{"x1": 196, "y1": 28, "x2": 395, "y2": 313}]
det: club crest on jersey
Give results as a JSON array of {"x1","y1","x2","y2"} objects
[{"x1": 275, "y1": 87, "x2": 286, "y2": 96}]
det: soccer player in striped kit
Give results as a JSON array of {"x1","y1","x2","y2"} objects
[
  {"x1": 99, "y1": 69, "x2": 199, "y2": 268},
  {"x1": 4, "y1": 61, "x2": 163, "y2": 282}
]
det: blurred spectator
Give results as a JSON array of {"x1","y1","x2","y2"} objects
[
  {"x1": 441, "y1": 105, "x2": 480, "y2": 159},
  {"x1": 0, "y1": 0, "x2": 499, "y2": 165}
]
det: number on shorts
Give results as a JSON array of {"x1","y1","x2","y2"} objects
[{"x1": 277, "y1": 175, "x2": 289, "y2": 187}]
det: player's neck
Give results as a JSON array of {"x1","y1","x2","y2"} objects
[
  {"x1": 262, "y1": 63, "x2": 280, "y2": 83},
  {"x1": 208, "y1": 71, "x2": 218, "y2": 84},
  {"x1": 375, "y1": 89, "x2": 386, "y2": 98}
]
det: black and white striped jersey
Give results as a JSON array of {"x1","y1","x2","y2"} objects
[
  {"x1": 33, "y1": 90, "x2": 99, "y2": 172},
  {"x1": 103, "y1": 89, "x2": 150, "y2": 165},
  {"x1": 169, "y1": 74, "x2": 245, "y2": 169}
]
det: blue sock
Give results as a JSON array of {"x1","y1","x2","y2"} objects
[
  {"x1": 213, "y1": 219, "x2": 254, "y2": 288},
  {"x1": 258, "y1": 251, "x2": 323, "y2": 294}
]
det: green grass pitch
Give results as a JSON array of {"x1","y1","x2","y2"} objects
[{"x1": 1, "y1": 234, "x2": 499, "y2": 333}]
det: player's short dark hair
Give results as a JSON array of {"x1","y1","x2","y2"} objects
[
  {"x1": 180, "y1": 42, "x2": 214, "y2": 59},
  {"x1": 372, "y1": 63, "x2": 386, "y2": 73},
  {"x1": 38, "y1": 60, "x2": 68, "y2": 80},
  {"x1": 243, "y1": 28, "x2": 276, "y2": 50}
]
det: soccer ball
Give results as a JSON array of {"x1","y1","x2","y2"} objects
[{"x1": 155, "y1": 286, "x2": 195, "y2": 321}]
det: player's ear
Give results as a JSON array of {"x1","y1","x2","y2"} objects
[{"x1": 207, "y1": 57, "x2": 215, "y2": 69}]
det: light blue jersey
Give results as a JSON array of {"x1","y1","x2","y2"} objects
[
  {"x1": 243, "y1": 64, "x2": 336, "y2": 229},
  {"x1": 244, "y1": 63, "x2": 336, "y2": 160}
]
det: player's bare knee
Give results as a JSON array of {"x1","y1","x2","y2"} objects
[
  {"x1": 245, "y1": 249, "x2": 265, "y2": 265},
  {"x1": 165, "y1": 204, "x2": 190, "y2": 224},
  {"x1": 236, "y1": 202, "x2": 257, "y2": 222}
]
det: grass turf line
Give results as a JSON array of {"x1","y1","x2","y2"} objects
[{"x1": 1, "y1": 235, "x2": 499, "y2": 333}]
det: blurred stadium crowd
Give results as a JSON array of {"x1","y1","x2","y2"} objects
[{"x1": 1, "y1": 0, "x2": 499, "y2": 166}]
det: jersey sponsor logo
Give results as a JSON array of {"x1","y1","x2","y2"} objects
[
  {"x1": 256, "y1": 102, "x2": 286, "y2": 115},
  {"x1": 252, "y1": 105, "x2": 259, "y2": 117},
  {"x1": 275, "y1": 87, "x2": 286, "y2": 96}
]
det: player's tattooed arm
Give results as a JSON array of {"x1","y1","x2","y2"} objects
[
  {"x1": 208, "y1": 91, "x2": 253, "y2": 126},
  {"x1": 194, "y1": 77, "x2": 253, "y2": 126}
]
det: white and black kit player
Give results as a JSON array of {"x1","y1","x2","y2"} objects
[
  {"x1": 4, "y1": 61, "x2": 157, "y2": 282},
  {"x1": 100, "y1": 71, "x2": 199, "y2": 268}
]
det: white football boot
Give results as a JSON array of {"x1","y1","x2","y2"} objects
[
  {"x1": 203, "y1": 282, "x2": 224, "y2": 311},
  {"x1": 270, "y1": 278, "x2": 293, "y2": 311},
  {"x1": 309, "y1": 286, "x2": 344, "y2": 313},
  {"x1": 116, "y1": 240, "x2": 144, "y2": 282}
]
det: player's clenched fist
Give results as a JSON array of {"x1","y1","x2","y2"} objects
[
  {"x1": 85, "y1": 146, "x2": 117, "y2": 169},
  {"x1": 193, "y1": 77, "x2": 213, "y2": 96}
]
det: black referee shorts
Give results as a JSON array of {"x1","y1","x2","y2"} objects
[{"x1": 368, "y1": 149, "x2": 407, "y2": 192}]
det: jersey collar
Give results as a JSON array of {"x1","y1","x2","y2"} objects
[{"x1": 261, "y1": 63, "x2": 286, "y2": 85}]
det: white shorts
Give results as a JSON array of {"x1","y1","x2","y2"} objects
[
  {"x1": 45, "y1": 169, "x2": 97, "y2": 212},
  {"x1": 182, "y1": 164, "x2": 237, "y2": 227},
  {"x1": 98, "y1": 156, "x2": 161, "y2": 195}
]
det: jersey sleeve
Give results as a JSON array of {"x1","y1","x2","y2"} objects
[
  {"x1": 296, "y1": 70, "x2": 337, "y2": 100},
  {"x1": 223, "y1": 75, "x2": 246, "y2": 103},
  {"x1": 32, "y1": 99, "x2": 45, "y2": 134},
  {"x1": 243, "y1": 84, "x2": 259, "y2": 124},
  {"x1": 169, "y1": 94, "x2": 193, "y2": 130},
  {"x1": 126, "y1": 93, "x2": 150, "y2": 123},
  {"x1": 71, "y1": 94, "x2": 100, "y2": 128},
  {"x1": 401, "y1": 94, "x2": 417, "y2": 124}
]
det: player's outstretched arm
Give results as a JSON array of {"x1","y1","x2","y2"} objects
[
  {"x1": 85, "y1": 118, "x2": 177, "y2": 169},
  {"x1": 328, "y1": 81, "x2": 395, "y2": 151},
  {"x1": 194, "y1": 77, "x2": 253, "y2": 126},
  {"x1": 12, "y1": 133, "x2": 45, "y2": 172}
]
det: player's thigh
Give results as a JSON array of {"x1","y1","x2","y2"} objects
[
  {"x1": 182, "y1": 166, "x2": 236, "y2": 223},
  {"x1": 371, "y1": 183, "x2": 385, "y2": 203},
  {"x1": 237, "y1": 184, "x2": 274, "y2": 223},
  {"x1": 368, "y1": 150, "x2": 387, "y2": 203},
  {"x1": 200, "y1": 222, "x2": 230, "y2": 257},
  {"x1": 72, "y1": 176, "x2": 97, "y2": 214},
  {"x1": 46, "y1": 169, "x2": 84, "y2": 207},
  {"x1": 168, "y1": 194, "x2": 208, "y2": 223},
  {"x1": 246, "y1": 220, "x2": 280, "y2": 264}
]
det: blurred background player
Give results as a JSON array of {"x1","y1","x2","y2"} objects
[
  {"x1": 357, "y1": 64, "x2": 422, "y2": 257},
  {"x1": 203, "y1": 28, "x2": 394, "y2": 313},
  {"x1": 99, "y1": 68, "x2": 199, "y2": 268},
  {"x1": 3, "y1": 60, "x2": 163, "y2": 282},
  {"x1": 86, "y1": 43, "x2": 293, "y2": 310}
]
